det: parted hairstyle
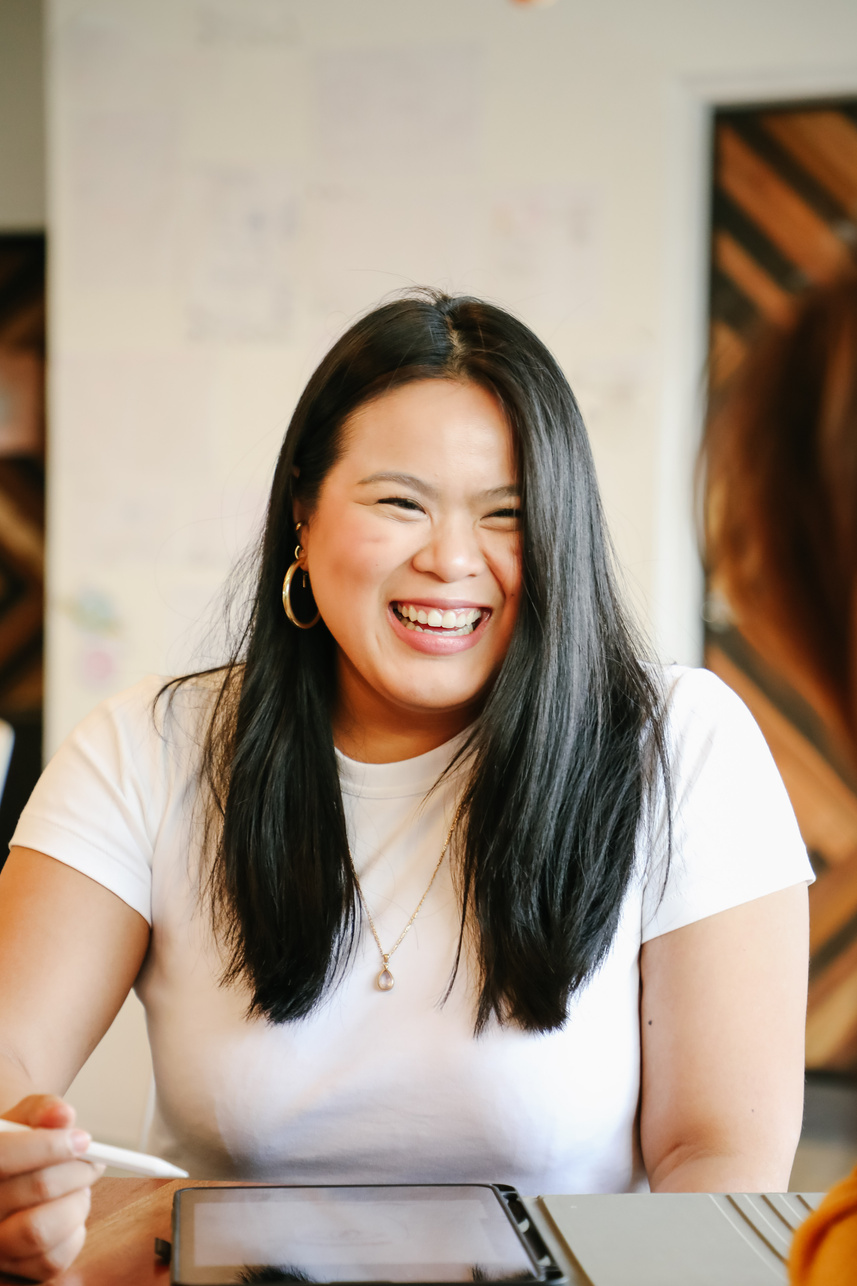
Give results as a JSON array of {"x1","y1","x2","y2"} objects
[
  {"x1": 166, "y1": 289, "x2": 670, "y2": 1034},
  {"x1": 703, "y1": 270, "x2": 857, "y2": 753}
]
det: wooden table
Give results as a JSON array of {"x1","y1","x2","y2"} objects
[{"x1": 1, "y1": 1178, "x2": 193, "y2": 1285}]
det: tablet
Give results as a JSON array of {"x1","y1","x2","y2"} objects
[{"x1": 170, "y1": 1184, "x2": 567, "y2": 1286}]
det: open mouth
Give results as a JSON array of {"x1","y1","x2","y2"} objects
[{"x1": 392, "y1": 602, "x2": 486, "y2": 637}]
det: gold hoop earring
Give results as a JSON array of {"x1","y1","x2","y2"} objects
[{"x1": 282, "y1": 525, "x2": 320, "y2": 629}]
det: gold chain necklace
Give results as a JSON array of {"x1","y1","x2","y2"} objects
[{"x1": 350, "y1": 801, "x2": 463, "y2": 992}]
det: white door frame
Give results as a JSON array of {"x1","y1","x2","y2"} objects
[{"x1": 652, "y1": 65, "x2": 857, "y2": 668}]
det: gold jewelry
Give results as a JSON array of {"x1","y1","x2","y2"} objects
[
  {"x1": 350, "y1": 801, "x2": 464, "y2": 992},
  {"x1": 282, "y1": 523, "x2": 320, "y2": 629}
]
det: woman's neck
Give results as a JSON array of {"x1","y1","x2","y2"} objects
[
  {"x1": 334, "y1": 718, "x2": 468, "y2": 764},
  {"x1": 333, "y1": 663, "x2": 475, "y2": 764}
]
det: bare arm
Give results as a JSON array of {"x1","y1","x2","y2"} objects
[
  {"x1": 0, "y1": 847, "x2": 150, "y2": 1278},
  {"x1": 0, "y1": 847, "x2": 150, "y2": 1097},
  {"x1": 640, "y1": 883, "x2": 809, "y2": 1193}
]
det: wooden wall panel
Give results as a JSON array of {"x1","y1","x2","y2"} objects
[
  {"x1": 0, "y1": 236, "x2": 45, "y2": 864},
  {"x1": 707, "y1": 100, "x2": 857, "y2": 1072},
  {"x1": 0, "y1": 237, "x2": 44, "y2": 718}
]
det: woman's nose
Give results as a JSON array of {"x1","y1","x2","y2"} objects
[{"x1": 411, "y1": 517, "x2": 484, "y2": 582}]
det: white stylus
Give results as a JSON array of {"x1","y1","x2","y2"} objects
[{"x1": 0, "y1": 1118, "x2": 188, "y2": 1178}]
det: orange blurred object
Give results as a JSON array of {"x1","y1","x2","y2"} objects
[{"x1": 790, "y1": 1165, "x2": 857, "y2": 1286}]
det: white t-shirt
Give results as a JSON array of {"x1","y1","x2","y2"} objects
[{"x1": 11, "y1": 666, "x2": 813, "y2": 1192}]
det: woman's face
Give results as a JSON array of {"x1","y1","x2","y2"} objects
[{"x1": 297, "y1": 379, "x2": 522, "y2": 758}]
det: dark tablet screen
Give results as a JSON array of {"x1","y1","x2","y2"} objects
[{"x1": 173, "y1": 1185, "x2": 547, "y2": 1286}]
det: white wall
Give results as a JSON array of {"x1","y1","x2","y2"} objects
[
  {"x1": 44, "y1": 0, "x2": 857, "y2": 1145},
  {"x1": 45, "y1": 0, "x2": 857, "y2": 754},
  {"x1": 0, "y1": 0, "x2": 45, "y2": 230}
]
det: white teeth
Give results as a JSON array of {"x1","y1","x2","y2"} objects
[
  {"x1": 406, "y1": 621, "x2": 474, "y2": 636},
  {"x1": 395, "y1": 603, "x2": 484, "y2": 632}
]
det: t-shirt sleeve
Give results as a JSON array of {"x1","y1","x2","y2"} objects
[
  {"x1": 9, "y1": 677, "x2": 173, "y2": 924},
  {"x1": 641, "y1": 667, "x2": 815, "y2": 942}
]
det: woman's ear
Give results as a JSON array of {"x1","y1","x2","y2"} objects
[{"x1": 292, "y1": 502, "x2": 311, "y2": 565}]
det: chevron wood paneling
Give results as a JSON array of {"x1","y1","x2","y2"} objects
[
  {"x1": 0, "y1": 236, "x2": 44, "y2": 720},
  {"x1": 706, "y1": 101, "x2": 857, "y2": 1072}
]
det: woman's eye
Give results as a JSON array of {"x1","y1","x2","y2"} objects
[
  {"x1": 378, "y1": 497, "x2": 423, "y2": 512},
  {"x1": 487, "y1": 508, "x2": 521, "y2": 522}
]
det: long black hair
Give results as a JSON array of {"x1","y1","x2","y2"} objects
[{"x1": 168, "y1": 290, "x2": 669, "y2": 1034}]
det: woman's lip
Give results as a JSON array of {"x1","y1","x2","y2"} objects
[
  {"x1": 390, "y1": 598, "x2": 490, "y2": 611},
  {"x1": 387, "y1": 604, "x2": 491, "y2": 654}
]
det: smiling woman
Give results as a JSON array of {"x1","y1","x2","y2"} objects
[
  {"x1": 297, "y1": 380, "x2": 521, "y2": 762},
  {"x1": 0, "y1": 290, "x2": 813, "y2": 1280}
]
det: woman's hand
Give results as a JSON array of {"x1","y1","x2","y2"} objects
[{"x1": 0, "y1": 1095, "x2": 104, "y2": 1281}]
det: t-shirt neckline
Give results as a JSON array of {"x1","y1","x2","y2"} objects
[{"x1": 335, "y1": 729, "x2": 471, "y2": 799}]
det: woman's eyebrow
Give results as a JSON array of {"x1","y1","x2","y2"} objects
[
  {"x1": 357, "y1": 471, "x2": 438, "y2": 497},
  {"x1": 482, "y1": 484, "x2": 520, "y2": 501},
  {"x1": 357, "y1": 472, "x2": 520, "y2": 501}
]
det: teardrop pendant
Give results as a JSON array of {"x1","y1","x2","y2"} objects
[{"x1": 377, "y1": 967, "x2": 395, "y2": 991}]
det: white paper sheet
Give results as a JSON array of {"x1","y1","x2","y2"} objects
[
  {"x1": 301, "y1": 179, "x2": 479, "y2": 322},
  {"x1": 194, "y1": 0, "x2": 300, "y2": 47},
  {"x1": 485, "y1": 185, "x2": 604, "y2": 325},
  {"x1": 184, "y1": 167, "x2": 299, "y2": 342},
  {"x1": 313, "y1": 45, "x2": 481, "y2": 180},
  {"x1": 66, "y1": 108, "x2": 180, "y2": 290}
]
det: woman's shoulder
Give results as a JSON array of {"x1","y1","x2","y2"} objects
[
  {"x1": 644, "y1": 661, "x2": 800, "y2": 822},
  {"x1": 639, "y1": 663, "x2": 813, "y2": 939},
  {"x1": 654, "y1": 663, "x2": 761, "y2": 749},
  {"x1": 650, "y1": 662, "x2": 808, "y2": 850},
  {"x1": 83, "y1": 669, "x2": 226, "y2": 726},
  {"x1": 58, "y1": 669, "x2": 230, "y2": 770},
  {"x1": 657, "y1": 662, "x2": 742, "y2": 709},
  {"x1": 10, "y1": 673, "x2": 231, "y2": 923}
]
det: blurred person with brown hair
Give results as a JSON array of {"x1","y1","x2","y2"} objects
[
  {"x1": 704, "y1": 269, "x2": 857, "y2": 759},
  {"x1": 703, "y1": 269, "x2": 857, "y2": 1286}
]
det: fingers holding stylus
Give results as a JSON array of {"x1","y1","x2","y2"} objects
[
  {"x1": 0, "y1": 1154, "x2": 106, "y2": 1221},
  {"x1": 2, "y1": 1093, "x2": 76, "y2": 1131},
  {"x1": 0, "y1": 1121, "x2": 93, "y2": 1181},
  {"x1": 0, "y1": 1187, "x2": 91, "y2": 1281},
  {"x1": 0, "y1": 1096, "x2": 104, "y2": 1281}
]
